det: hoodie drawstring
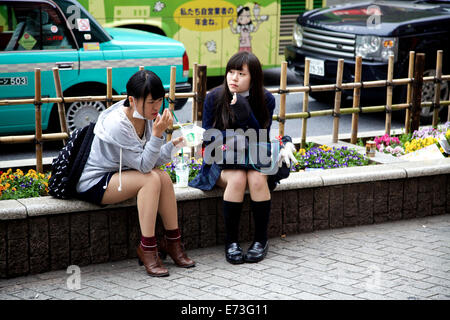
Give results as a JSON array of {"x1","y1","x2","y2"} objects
[{"x1": 118, "y1": 147, "x2": 123, "y2": 192}]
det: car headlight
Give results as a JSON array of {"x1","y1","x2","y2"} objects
[
  {"x1": 355, "y1": 36, "x2": 398, "y2": 62},
  {"x1": 293, "y1": 23, "x2": 303, "y2": 47}
]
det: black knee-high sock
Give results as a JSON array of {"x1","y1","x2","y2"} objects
[
  {"x1": 251, "y1": 199, "x2": 271, "y2": 245},
  {"x1": 223, "y1": 200, "x2": 243, "y2": 245}
]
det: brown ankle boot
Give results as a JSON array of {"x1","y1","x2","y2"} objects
[
  {"x1": 136, "y1": 245, "x2": 169, "y2": 277},
  {"x1": 159, "y1": 237, "x2": 195, "y2": 268}
]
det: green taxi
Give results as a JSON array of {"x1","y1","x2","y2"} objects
[{"x1": 0, "y1": 0, "x2": 190, "y2": 135}]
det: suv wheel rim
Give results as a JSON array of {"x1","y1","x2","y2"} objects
[
  {"x1": 420, "y1": 69, "x2": 449, "y2": 118},
  {"x1": 66, "y1": 100, "x2": 106, "y2": 132}
]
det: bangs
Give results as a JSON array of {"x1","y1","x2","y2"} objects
[
  {"x1": 140, "y1": 71, "x2": 165, "y2": 100},
  {"x1": 226, "y1": 53, "x2": 248, "y2": 72}
]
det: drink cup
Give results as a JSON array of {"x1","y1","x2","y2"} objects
[
  {"x1": 181, "y1": 124, "x2": 204, "y2": 147},
  {"x1": 174, "y1": 156, "x2": 189, "y2": 188}
]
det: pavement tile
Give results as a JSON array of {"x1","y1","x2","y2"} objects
[{"x1": 1, "y1": 215, "x2": 449, "y2": 300}]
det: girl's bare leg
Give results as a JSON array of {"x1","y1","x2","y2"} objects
[
  {"x1": 153, "y1": 168, "x2": 179, "y2": 230},
  {"x1": 216, "y1": 169, "x2": 247, "y2": 202},
  {"x1": 101, "y1": 170, "x2": 161, "y2": 237}
]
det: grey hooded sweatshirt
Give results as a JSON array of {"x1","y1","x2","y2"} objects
[{"x1": 76, "y1": 99, "x2": 174, "y2": 193}]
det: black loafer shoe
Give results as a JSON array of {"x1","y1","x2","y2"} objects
[
  {"x1": 244, "y1": 241, "x2": 268, "y2": 263},
  {"x1": 225, "y1": 242, "x2": 244, "y2": 264}
]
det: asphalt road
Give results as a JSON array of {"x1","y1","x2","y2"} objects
[{"x1": 0, "y1": 67, "x2": 403, "y2": 163}]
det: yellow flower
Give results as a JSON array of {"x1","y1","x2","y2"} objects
[{"x1": 15, "y1": 169, "x2": 24, "y2": 176}]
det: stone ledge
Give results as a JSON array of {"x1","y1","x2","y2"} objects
[
  {"x1": 0, "y1": 200, "x2": 27, "y2": 220},
  {"x1": 2, "y1": 158, "x2": 450, "y2": 220}
]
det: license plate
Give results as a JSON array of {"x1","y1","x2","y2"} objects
[
  {"x1": 308, "y1": 58, "x2": 325, "y2": 77},
  {"x1": 0, "y1": 76, "x2": 28, "y2": 86}
]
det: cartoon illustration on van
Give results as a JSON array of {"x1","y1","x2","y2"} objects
[
  {"x1": 77, "y1": 0, "x2": 326, "y2": 76},
  {"x1": 228, "y1": 3, "x2": 268, "y2": 53}
]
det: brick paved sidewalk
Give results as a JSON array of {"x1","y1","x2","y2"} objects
[{"x1": 1, "y1": 215, "x2": 449, "y2": 300}]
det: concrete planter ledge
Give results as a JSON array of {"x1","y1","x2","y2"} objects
[
  {"x1": 1, "y1": 158, "x2": 450, "y2": 220},
  {"x1": 2, "y1": 157, "x2": 450, "y2": 278}
]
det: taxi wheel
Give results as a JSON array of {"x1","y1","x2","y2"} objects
[
  {"x1": 65, "y1": 99, "x2": 106, "y2": 132},
  {"x1": 419, "y1": 69, "x2": 449, "y2": 124}
]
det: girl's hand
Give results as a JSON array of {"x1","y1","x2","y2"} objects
[
  {"x1": 172, "y1": 136, "x2": 186, "y2": 148},
  {"x1": 152, "y1": 108, "x2": 173, "y2": 137},
  {"x1": 230, "y1": 92, "x2": 237, "y2": 105}
]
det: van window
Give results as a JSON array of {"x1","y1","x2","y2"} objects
[{"x1": 0, "y1": 2, "x2": 76, "y2": 51}]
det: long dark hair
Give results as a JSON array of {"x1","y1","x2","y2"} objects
[
  {"x1": 123, "y1": 70, "x2": 165, "y2": 107},
  {"x1": 213, "y1": 51, "x2": 269, "y2": 130}
]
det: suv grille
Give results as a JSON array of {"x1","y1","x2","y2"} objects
[{"x1": 301, "y1": 26, "x2": 356, "y2": 58}]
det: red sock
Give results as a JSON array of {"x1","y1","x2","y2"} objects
[
  {"x1": 165, "y1": 228, "x2": 181, "y2": 241},
  {"x1": 140, "y1": 235, "x2": 157, "y2": 251}
]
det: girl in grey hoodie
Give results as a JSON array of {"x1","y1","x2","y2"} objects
[{"x1": 76, "y1": 70, "x2": 195, "y2": 277}]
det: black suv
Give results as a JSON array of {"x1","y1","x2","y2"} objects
[{"x1": 285, "y1": 0, "x2": 450, "y2": 122}]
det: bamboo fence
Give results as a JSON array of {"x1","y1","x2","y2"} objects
[{"x1": 0, "y1": 50, "x2": 449, "y2": 173}]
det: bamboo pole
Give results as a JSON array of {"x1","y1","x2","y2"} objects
[
  {"x1": 34, "y1": 68, "x2": 43, "y2": 173},
  {"x1": 301, "y1": 58, "x2": 310, "y2": 148},
  {"x1": 106, "y1": 67, "x2": 113, "y2": 108},
  {"x1": 385, "y1": 55, "x2": 395, "y2": 135},
  {"x1": 167, "y1": 66, "x2": 177, "y2": 141},
  {"x1": 190, "y1": 63, "x2": 198, "y2": 156},
  {"x1": 196, "y1": 65, "x2": 207, "y2": 125},
  {"x1": 404, "y1": 51, "x2": 415, "y2": 134},
  {"x1": 411, "y1": 53, "x2": 426, "y2": 132},
  {"x1": 0, "y1": 94, "x2": 200, "y2": 106},
  {"x1": 332, "y1": 59, "x2": 344, "y2": 143},
  {"x1": 279, "y1": 61, "x2": 288, "y2": 137},
  {"x1": 350, "y1": 56, "x2": 362, "y2": 144},
  {"x1": 432, "y1": 50, "x2": 443, "y2": 127},
  {"x1": 0, "y1": 132, "x2": 69, "y2": 144},
  {"x1": 192, "y1": 63, "x2": 198, "y2": 125},
  {"x1": 52, "y1": 67, "x2": 69, "y2": 144}
]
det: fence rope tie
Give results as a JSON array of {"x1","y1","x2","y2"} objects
[
  {"x1": 407, "y1": 103, "x2": 413, "y2": 110},
  {"x1": 386, "y1": 80, "x2": 394, "y2": 87},
  {"x1": 34, "y1": 100, "x2": 43, "y2": 106},
  {"x1": 359, "y1": 105, "x2": 364, "y2": 114},
  {"x1": 33, "y1": 138, "x2": 43, "y2": 145},
  {"x1": 334, "y1": 85, "x2": 342, "y2": 92},
  {"x1": 385, "y1": 106, "x2": 392, "y2": 114},
  {"x1": 306, "y1": 111, "x2": 311, "y2": 118},
  {"x1": 430, "y1": 102, "x2": 441, "y2": 112},
  {"x1": 307, "y1": 84, "x2": 312, "y2": 93},
  {"x1": 359, "y1": 81, "x2": 365, "y2": 89},
  {"x1": 278, "y1": 116, "x2": 286, "y2": 124},
  {"x1": 332, "y1": 111, "x2": 341, "y2": 118},
  {"x1": 106, "y1": 98, "x2": 113, "y2": 104},
  {"x1": 167, "y1": 97, "x2": 177, "y2": 105},
  {"x1": 165, "y1": 128, "x2": 174, "y2": 134},
  {"x1": 434, "y1": 77, "x2": 443, "y2": 84},
  {"x1": 278, "y1": 89, "x2": 289, "y2": 95}
]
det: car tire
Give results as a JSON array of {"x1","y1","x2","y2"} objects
[
  {"x1": 65, "y1": 92, "x2": 107, "y2": 132},
  {"x1": 309, "y1": 91, "x2": 335, "y2": 105},
  {"x1": 418, "y1": 69, "x2": 449, "y2": 124}
]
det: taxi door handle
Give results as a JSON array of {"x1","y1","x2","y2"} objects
[{"x1": 55, "y1": 62, "x2": 74, "y2": 70}]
